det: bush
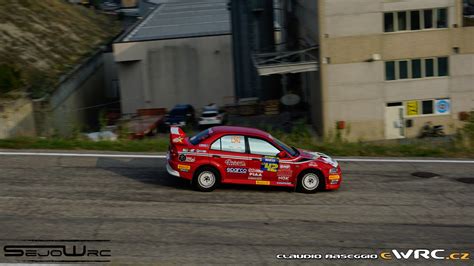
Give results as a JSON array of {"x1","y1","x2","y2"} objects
[{"x1": 0, "y1": 64, "x2": 22, "y2": 94}]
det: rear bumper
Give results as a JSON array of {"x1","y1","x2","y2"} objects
[{"x1": 166, "y1": 162, "x2": 180, "y2": 177}]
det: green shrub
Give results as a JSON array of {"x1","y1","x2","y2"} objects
[{"x1": 0, "y1": 64, "x2": 22, "y2": 94}]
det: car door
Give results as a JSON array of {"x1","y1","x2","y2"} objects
[
  {"x1": 210, "y1": 135, "x2": 249, "y2": 181},
  {"x1": 246, "y1": 137, "x2": 281, "y2": 185}
]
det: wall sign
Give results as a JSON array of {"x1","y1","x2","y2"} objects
[
  {"x1": 406, "y1": 101, "x2": 419, "y2": 116},
  {"x1": 435, "y1": 99, "x2": 450, "y2": 115}
]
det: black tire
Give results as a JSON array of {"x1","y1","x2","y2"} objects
[
  {"x1": 193, "y1": 166, "x2": 220, "y2": 192},
  {"x1": 297, "y1": 170, "x2": 325, "y2": 193}
]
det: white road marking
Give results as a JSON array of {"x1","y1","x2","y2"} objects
[
  {"x1": 336, "y1": 158, "x2": 474, "y2": 164},
  {"x1": 0, "y1": 151, "x2": 473, "y2": 164},
  {"x1": 0, "y1": 152, "x2": 166, "y2": 159}
]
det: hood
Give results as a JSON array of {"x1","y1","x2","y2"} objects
[{"x1": 298, "y1": 149, "x2": 339, "y2": 167}]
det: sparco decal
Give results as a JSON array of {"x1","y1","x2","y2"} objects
[{"x1": 226, "y1": 168, "x2": 247, "y2": 174}]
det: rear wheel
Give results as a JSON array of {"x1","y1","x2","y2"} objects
[
  {"x1": 193, "y1": 166, "x2": 219, "y2": 192},
  {"x1": 297, "y1": 170, "x2": 324, "y2": 193}
]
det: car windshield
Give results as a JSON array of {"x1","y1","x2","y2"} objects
[
  {"x1": 272, "y1": 137, "x2": 298, "y2": 157},
  {"x1": 169, "y1": 108, "x2": 186, "y2": 116},
  {"x1": 190, "y1": 129, "x2": 211, "y2": 145}
]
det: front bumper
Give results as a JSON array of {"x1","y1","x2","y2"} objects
[{"x1": 166, "y1": 162, "x2": 180, "y2": 177}]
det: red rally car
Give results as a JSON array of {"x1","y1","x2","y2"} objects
[{"x1": 166, "y1": 126, "x2": 342, "y2": 193}]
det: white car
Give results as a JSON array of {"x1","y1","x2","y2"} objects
[{"x1": 198, "y1": 109, "x2": 226, "y2": 127}]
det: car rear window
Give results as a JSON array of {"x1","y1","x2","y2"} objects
[
  {"x1": 170, "y1": 108, "x2": 186, "y2": 116},
  {"x1": 189, "y1": 129, "x2": 211, "y2": 145}
]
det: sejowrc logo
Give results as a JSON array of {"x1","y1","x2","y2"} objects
[{"x1": 3, "y1": 240, "x2": 111, "y2": 263}]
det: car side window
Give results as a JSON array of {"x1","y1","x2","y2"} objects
[
  {"x1": 210, "y1": 138, "x2": 221, "y2": 150},
  {"x1": 248, "y1": 138, "x2": 280, "y2": 156},
  {"x1": 220, "y1": 135, "x2": 245, "y2": 153}
]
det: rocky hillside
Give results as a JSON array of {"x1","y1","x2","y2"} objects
[{"x1": 0, "y1": 0, "x2": 121, "y2": 97}]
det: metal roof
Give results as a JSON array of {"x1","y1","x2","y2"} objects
[{"x1": 121, "y1": 0, "x2": 230, "y2": 42}]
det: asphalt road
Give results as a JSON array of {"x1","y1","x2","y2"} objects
[{"x1": 0, "y1": 152, "x2": 473, "y2": 265}]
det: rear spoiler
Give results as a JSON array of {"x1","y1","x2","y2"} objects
[{"x1": 170, "y1": 126, "x2": 187, "y2": 145}]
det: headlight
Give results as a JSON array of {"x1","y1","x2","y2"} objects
[{"x1": 329, "y1": 167, "x2": 338, "y2": 174}]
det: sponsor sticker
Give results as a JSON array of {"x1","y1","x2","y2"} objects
[
  {"x1": 231, "y1": 136, "x2": 242, "y2": 143},
  {"x1": 278, "y1": 176, "x2": 290, "y2": 181},
  {"x1": 276, "y1": 181, "x2": 292, "y2": 185},
  {"x1": 178, "y1": 164, "x2": 191, "y2": 172},
  {"x1": 329, "y1": 174, "x2": 340, "y2": 180},
  {"x1": 226, "y1": 168, "x2": 247, "y2": 174},
  {"x1": 199, "y1": 144, "x2": 209, "y2": 148},
  {"x1": 249, "y1": 172, "x2": 262, "y2": 177},
  {"x1": 186, "y1": 157, "x2": 196, "y2": 162},
  {"x1": 261, "y1": 156, "x2": 279, "y2": 172},
  {"x1": 172, "y1": 137, "x2": 184, "y2": 143},
  {"x1": 256, "y1": 180, "x2": 270, "y2": 185},
  {"x1": 280, "y1": 164, "x2": 290, "y2": 169},
  {"x1": 178, "y1": 154, "x2": 186, "y2": 162},
  {"x1": 225, "y1": 159, "x2": 246, "y2": 167},
  {"x1": 196, "y1": 149, "x2": 207, "y2": 153}
]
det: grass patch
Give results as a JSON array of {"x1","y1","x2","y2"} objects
[
  {"x1": 1, "y1": 116, "x2": 473, "y2": 158},
  {"x1": 0, "y1": 137, "x2": 169, "y2": 152},
  {"x1": 0, "y1": 134, "x2": 472, "y2": 158}
]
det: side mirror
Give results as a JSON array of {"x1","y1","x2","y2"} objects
[{"x1": 277, "y1": 151, "x2": 287, "y2": 159}]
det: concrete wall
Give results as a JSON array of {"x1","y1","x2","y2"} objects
[
  {"x1": 114, "y1": 35, "x2": 234, "y2": 114},
  {"x1": 0, "y1": 98, "x2": 36, "y2": 139},
  {"x1": 314, "y1": 0, "x2": 474, "y2": 141},
  {"x1": 35, "y1": 51, "x2": 108, "y2": 137}
]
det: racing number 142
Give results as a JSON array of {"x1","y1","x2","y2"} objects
[{"x1": 262, "y1": 162, "x2": 278, "y2": 172}]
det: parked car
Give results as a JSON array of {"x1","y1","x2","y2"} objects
[
  {"x1": 164, "y1": 104, "x2": 195, "y2": 127},
  {"x1": 198, "y1": 104, "x2": 227, "y2": 128},
  {"x1": 166, "y1": 126, "x2": 342, "y2": 192}
]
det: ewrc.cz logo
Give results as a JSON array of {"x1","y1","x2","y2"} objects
[
  {"x1": 381, "y1": 249, "x2": 470, "y2": 260},
  {"x1": 3, "y1": 240, "x2": 111, "y2": 263}
]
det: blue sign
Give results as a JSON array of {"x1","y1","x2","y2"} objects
[{"x1": 435, "y1": 99, "x2": 450, "y2": 114}]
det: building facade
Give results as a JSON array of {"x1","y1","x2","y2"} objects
[
  {"x1": 113, "y1": 0, "x2": 234, "y2": 114},
  {"x1": 296, "y1": 0, "x2": 474, "y2": 141}
]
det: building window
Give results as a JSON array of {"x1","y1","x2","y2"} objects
[
  {"x1": 399, "y1": 61, "x2": 408, "y2": 79},
  {"x1": 385, "y1": 57, "x2": 449, "y2": 81},
  {"x1": 422, "y1": 100, "x2": 434, "y2": 114},
  {"x1": 384, "y1": 8, "x2": 448, "y2": 32},
  {"x1": 410, "y1": 10, "x2": 421, "y2": 30},
  {"x1": 384, "y1": 13, "x2": 394, "y2": 32},
  {"x1": 464, "y1": 1, "x2": 474, "y2": 27},
  {"x1": 385, "y1": 61, "x2": 395, "y2": 80},
  {"x1": 398, "y1": 11, "x2": 407, "y2": 30},
  {"x1": 425, "y1": 58, "x2": 434, "y2": 77},
  {"x1": 412, "y1": 59, "x2": 421, "y2": 78},
  {"x1": 438, "y1": 57, "x2": 449, "y2": 76},
  {"x1": 436, "y1": 8, "x2": 448, "y2": 28},
  {"x1": 424, "y1": 9, "x2": 433, "y2": 29}
]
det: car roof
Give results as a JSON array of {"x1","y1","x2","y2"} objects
[{"x1": 210, "y1": 126, "x2": 270, "y2": 138}]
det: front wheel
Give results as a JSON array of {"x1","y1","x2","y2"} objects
[
  {"x1": 297, "y1": 171, "x2": 324, "y2": 193},
  {"x1": 193, "y1": 167, "x2": 219, "y2": 192}
]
